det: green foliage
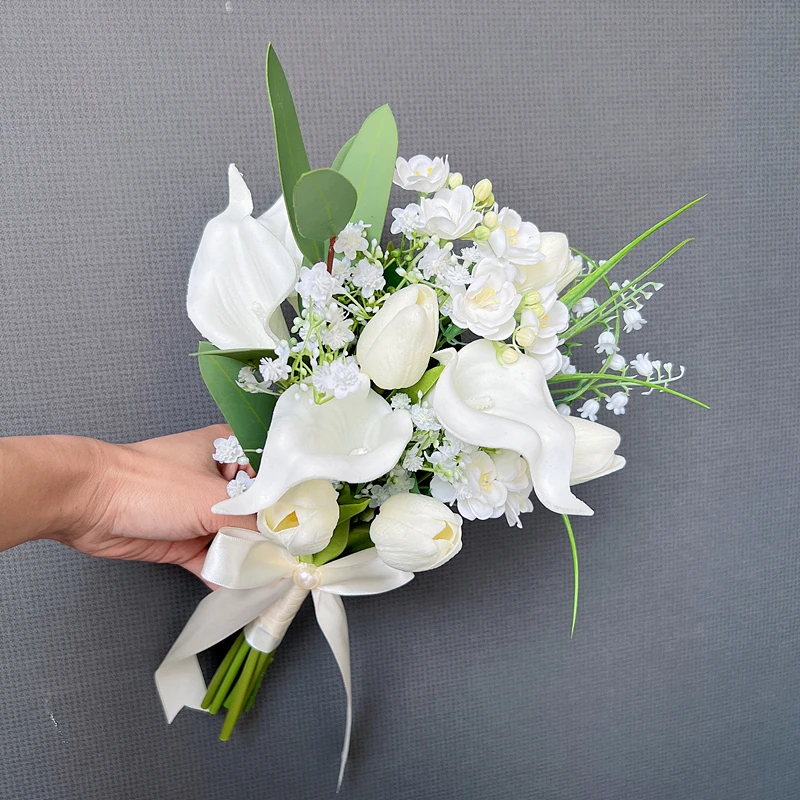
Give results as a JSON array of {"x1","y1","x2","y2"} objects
[
  {"x1": 312, "y1": 519, "x2": 351, "y2": 566},
  {"x1": 293, "y1": 168, "x2": 358, "y2": 242},
  {"x1": 331, "y1": 135, "x2": 356, "y2": 170},
  {"x1": 191, "y1": 347, "x2": 273, "y2": 365},
  {"x1": 402, "y1": 364, "x2": 445, "y2": 400},
  {"x1": 562, "y1": 515, "x2": 579, "y2": 638},
  {"x1": 196, "y1": 341, "x2": 275, "y2": 470},
  {"x1": 337, "y1": 104, "x2": 398, "y2": 235},
  {"x1": 265, "y1": 44, "x2": 325, "y2": 264},
  {"x1": 341, "y1": 522, "x2": 373, "y2": 557}
]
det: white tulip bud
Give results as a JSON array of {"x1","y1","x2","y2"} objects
[
  {"x1": 483, "y1": 210, "x2": 499, "y2": 230},
  {"x1": 258, "y1": 480, "x2": 340, "y2": 555},
  {"x1": 565, "y1": 417, "x2": 625, "y2": 485},
  {"x1": 447, "y1": 172, "x2": 463, "y2": 189},
  {"x1": 473, "y1": 179, "x2": 493, "y2": 203},
  {"x1": 370, "y1": 493, "x2": 462, "y2": 572},
  {"x1": 356, "y1": 285, "x2": 439, "y2": 390}
]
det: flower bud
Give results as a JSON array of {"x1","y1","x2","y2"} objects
[
  {"x1": 258, "y1": 480, "x2": 340, "y2": 555},
  {"x1": 499, "y1": 346, "x2": 519, "y2": 364},
  {"x1": 565, "y1": 417, "x2": 625, "y2": 485},
  {"x1": 473, "y1": 179, "x2": 493, "y2": 203},
  {"x1": 515, "y1": 325, "x2": 537, "y2": 348},
  {"x1": 472, "y1": 225, "x2": 491, "y2": 241},
  {"x1": 356, "y1": 285, "x2": 439, "y2": 389},
  {"x1": 370, "y1": 493, "x2": 462, "y2": 572},
  {"x1": 481, "y1": 192, "x2": 495, "y2": 208},
  {"x1": 483, "y1": 210, "x2": 499, "y2": 230},
  {"x1": 447, "y1": 172, "x2": 463, "y2": 189}
]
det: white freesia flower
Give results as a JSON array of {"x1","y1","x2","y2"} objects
[
  {"x1": 393, "y1": 155, "x2": 450, "y2": 194},
  {"x1": 565, "y1": 417, "x2": 626, "y2": 485},
  {"x1": 390, "y1": 203, "x2": 425, "y2": 237},
  {"x1": 356, "y1": 285, "x2": 439, "y2": 390},
  {"x1": 491, "y1": 449, "x2": 534, "y2": 527},
  {"x1": 334, "y1": 221, "x2": 370, "y2": 260},
  {"x1": 186, "y1": 165, "x2": 295, "y2": 349},
  {"x1": 257, "y1": 480, "x2": 340, "y2": 555},
  {"x1": 370, "y1": 493, "x2": 462, "y2": 572},
  {"x1": 430, "y1": 449, "x2": 507, "y2": 520},
  {"x1": 516, "y1": 282, "x2": 570, "y2": 378},
  {"x1": 448, "y1": 258, "x2": 521, "y2": 340},
  {"x1": 430, "y1": 339, "x2": 593, "y2": 516},
  {"x1": 213, "y1": 374, "x2": 413, "y2": 515},
  {"x1": 420, "y1": 186, "x2": 483, "y2": 240},
  {"x1": 479, "y1": 208, "x2": 542, "y2": 271}
]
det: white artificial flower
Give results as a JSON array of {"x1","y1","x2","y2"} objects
[
  {"x1": 572, "y1": 297, "x2": 597, "y2": 317},
  {"x1": 258, "y1": 480, "x2": 340, "y2": 555},
  {"x1": 390, "y1": 392, "x2": 412, "y2": 410},
  {"x1": 608, "y1": 353, "x2": 626, "y2": 370},
  {"x1": 623, "y1": 308, "x2": 647, "y2": 333},
  {"x1": 295, "y1": 262, "x2": 344, "y2": 310},
  {"x1": 448, "y1": 257, "x2": 521, "y2": 340},
  {"x1": 557, "y1": 254, "x2": 584, "y2": 293},
  {"x1": 213, "y1": 435, "x2": 244, "y2": 464},
  {"x1": 257, "y1": 194, "x2": 304, "y2": 274},
  {"x1": 437, "y1": 260, "x2": 472, "y2": 288},
  {"x1": 556, "y1": 404, "x2": 571, "y2": 416},
  {"x1": 402, "y1": 449, "x2": 424, "y2": 471},
  {"x1": 393, "y1": 155, "x2": 450, "y2": 194},
  {"x1": 356, "y1": 285, "x2": 439, "y2": 390},
  {"x1": 410, "y1": 402, "x2": 442, "y2": 431},
  {"x1": 319, "y1": 305, "x2": 354, "y2": 350},
  {"x1": 459, "y1": 245, "x2": 481, "y2": 265},
  {"x1": 566, "y1": 417, "x2": 626, "y2": 485},
  {"x1": 213, "y1": 374, "x2": 413, "y2": 515},
  {"x1": 480, "y1": 208, "x2": 542, "y2": 273},
  {"x1": 390, "y1": 203, "x2": 425, "y2": 237},
  {"x1": 226, "y1": 470, "x2": 254, "y2": 498},
  {"x1": 311, "y1": 357, "x2": 363, "y2": 400},
  {"x1": 258, "y1": 340, "x2": 291, "y2": 383},
  {"x1": 237, "y1": 366, "x2": 261, "y2": 393},
  {"x1": 330, "y1": 257, "x2": 352, "y2": 282},
  {"x1": 370, "y1": 492, "x2": 462, "y2": 572},
  {"x1": 630, "y1": 352, "x2": 654, "y2": 377},
  {"x1": 516, "y1": 284, "x2": 570, "y2": 378},
  {"x1": 420, "y1": 186, "x2": 483, "y2": 240},
  {"x1": 595, "y1": 331, "x2": 619, "y2": 355},
  {"x1": 491, "y1": 449, "x2": 534, "y2": 528},
  {"x1": 333, "y1": 221, "x2": 370, "y2": 260},
  {"x1": 430, "y1": 340, "x2": 592, "y2": 516},
  {"x1": 187, "y1": 165, "x2": 295, "y2": 349},
  {"x1": 454, "y1": 450, "x2": 508, "y2": 521},
  {"x1": 418, "y1": 241, "x2": 454, "y2": 281},
  {"x1": 605, "y1": 391, "x2": 629, "y2": 415},
  {"x1": 578, "y1": 398, "x2": 600, "y2": 421},
  {"x1": 559, "y1": 354, "x2": 577, "y2": 375},
  {"x1": 351, "y1": 258, "x2": 386, "y2": 299}
]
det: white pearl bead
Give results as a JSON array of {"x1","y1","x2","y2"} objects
[{"x1": 292, "y1": 564, "x2": 320, "y2": 590}]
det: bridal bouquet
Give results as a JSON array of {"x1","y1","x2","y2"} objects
[{"x1": 155, "y1": 45, "x2": 705, "y2": 788}]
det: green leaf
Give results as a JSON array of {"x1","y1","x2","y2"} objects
[
  {"x1": 191, "y1": 347, "x2": 273, "y2": 365},
  {"x1": 560, "y1": 195, "x2": 705, "y2": 308},
  {"x1": 402, "y1": 364, "x2": 444, "y2": 399},
  {"x1": 196, "y1": 341, "x2": 275, "y2": 471},
  {"x1": 293, "y1": 168, "x2": 358, "y2": 242},
  {"x1": 338, "y1": 104, "x2": 398, "y2": 235},
  {"x1": 341, "y1": 522, "x2": 373, "y2": 557},
  {"x1": 337, "y1": 498, "x2": 369, "y2": 524},
  {"x1": 331, "y1": 136, "x2": 356, "y2": 171},
  {"x1": 265, "y1": 44, "x2": 325, "y2": 264},
  {"x1": 312, "y1": 519, "x2": 350, "y2": 566},
  {"x1": 562, "y1": 515, "x2": 579, "y2": 638}
]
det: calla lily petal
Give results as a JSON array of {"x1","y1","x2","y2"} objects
[
  {"x1": 186, "y1": 165, "x2": 296, "y2": 350},
  {"x1": 431, "y1": 339, "x2": 592, "y2": 516},
  {"x1": 565, "y1": 416, "x2": 626, "y2": 485},
  {"x1": 213, "y1": 375, "x2": 413, "y2": 515},
  {"x1": 257, "y1": 194, "x2": 304, "y2": 270}
]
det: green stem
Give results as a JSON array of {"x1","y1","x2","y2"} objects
[
  {"x1": 220, "y1": 647, "x2": 261, "y2": 741},
  {"x1": 201, "y1": 631, "x2": 245, "y2": 710},
  {"x1": 208, "y1": 637, "x2": 250, "y2": 715},
  {"x1": 547, "y1": 372, "x2": 709, "y2": 408},
  {"x1": 562, "y1": 515, "x2": 579, "y2": 638},
  {"x1": 244, "y1": 651, "x2": 274, "y2": 713}
]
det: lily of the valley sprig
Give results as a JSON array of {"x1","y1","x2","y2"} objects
[{"x1": 160, "y1": 43, "x2": 706, "y2": 787}]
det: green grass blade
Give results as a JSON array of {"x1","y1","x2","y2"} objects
[{"x1": 562, "y1": 515, "x2": 579, "y2": 638}]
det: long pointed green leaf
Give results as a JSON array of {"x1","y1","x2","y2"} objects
[
  {"x1": 562, "y1": 515, "x2": 579, "y2": 638},
  {"x1": 293, "y1": 168, "x2": 358, "y2": 241},
  {"x1": 265, "y1": 44, "x2": 325, "y2": 264},
  {"x1": 331, "y1": 136, "x2": 356, "y2": 171},
  {"x1": 561, "y1": 195, "x2": 705, "y2": 308},
  {"x1": 191, "y1": 347, "x2": 273, "y2": 364},
  {"x1": 338, "y1": 104, "x2": 398, "y2": 235},
  {"x1": 197, "y1": 341, "x2": 275, "y2": 471}
]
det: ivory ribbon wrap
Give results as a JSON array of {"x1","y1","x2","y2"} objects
[{"x1": 155, "y1": 527, "x2": 414, "y2": 790}]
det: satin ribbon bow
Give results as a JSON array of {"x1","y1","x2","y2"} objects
[{"x1": 155, "y1": 527, "x2": 414, "y2": 789}]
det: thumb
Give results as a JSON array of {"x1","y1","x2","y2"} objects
[{"x1": 196, "y1": 475, "x2": 259, "y2": 534}]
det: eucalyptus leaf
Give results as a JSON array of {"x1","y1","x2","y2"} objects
[
  {"x1": 331, "y1": 135, "x2": 356, "y2": 171},
  {"x1": 312, "y1": 519, "x2": 350, "y2": 566},
  {"x1": 402, "y1": 364, "x2": 445, "y2": 400},
  {"x1": 265, "y1": 44, "x2": 325, "y2": 264},
  {"x1": 338, "y1": 104, "x2": 398, "y2": 235},
  {"x1": 293, "y1": 168, "x2": 358, "y2": 242},
  {"x1": 196, "y1": 341, "x2": 275, "y2": 471}
]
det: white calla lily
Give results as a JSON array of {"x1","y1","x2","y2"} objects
[
  {"x1": 565, "y1": 416, "x2": 626, "y2": 485},
  {"x1": 186, "y1": 165, "x2": 296, "y2": 350},
  {"x1": 213, "y1": 374, "x2": 413, "y2": 515},
  {"x1": 356, "y1": 284, "x2": 439, "y2": 389},
  {"x1": 257, "y1": 194, "x2": 304, "y2": 271},
  {"x1": 430, "y1": 339, "x2": 593, "y2": 516}
]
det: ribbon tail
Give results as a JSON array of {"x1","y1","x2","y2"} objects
[
  {"x1": 155, "y1": 580, "x2": 291, "y2": 722},
  {"x1": 312, "y1": 590, "x2": 351, "y2": 793}
]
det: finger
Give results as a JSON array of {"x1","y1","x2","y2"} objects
[{"x1": 218, "y1": 462, "x2": 240, "y2": 481}]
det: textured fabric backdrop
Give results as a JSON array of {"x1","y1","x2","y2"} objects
[{"x1": 1, "y1": 2, "x2": 798, "y2": 799}]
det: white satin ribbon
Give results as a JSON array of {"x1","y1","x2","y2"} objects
[{"x1": 155, "y1": 526, "x2": 414, "y2": 790}]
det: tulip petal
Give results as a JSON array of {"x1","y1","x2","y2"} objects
[
  {"x1": 565, "y1": 416, "x2": 626, "y2": 485},
  {"x1": 187, "y1": 166, "x2": 296, "y2": 350},
  {"x1": 431, "y1": 339, "x2": 592, "y2": 516},
  {"x1": 213, "y1": 375, "x2": 413, "y2": 515}
]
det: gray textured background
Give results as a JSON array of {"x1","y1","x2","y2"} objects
[{"x1": 1, "y1": 2, "x2": 798, "y2": 798}]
